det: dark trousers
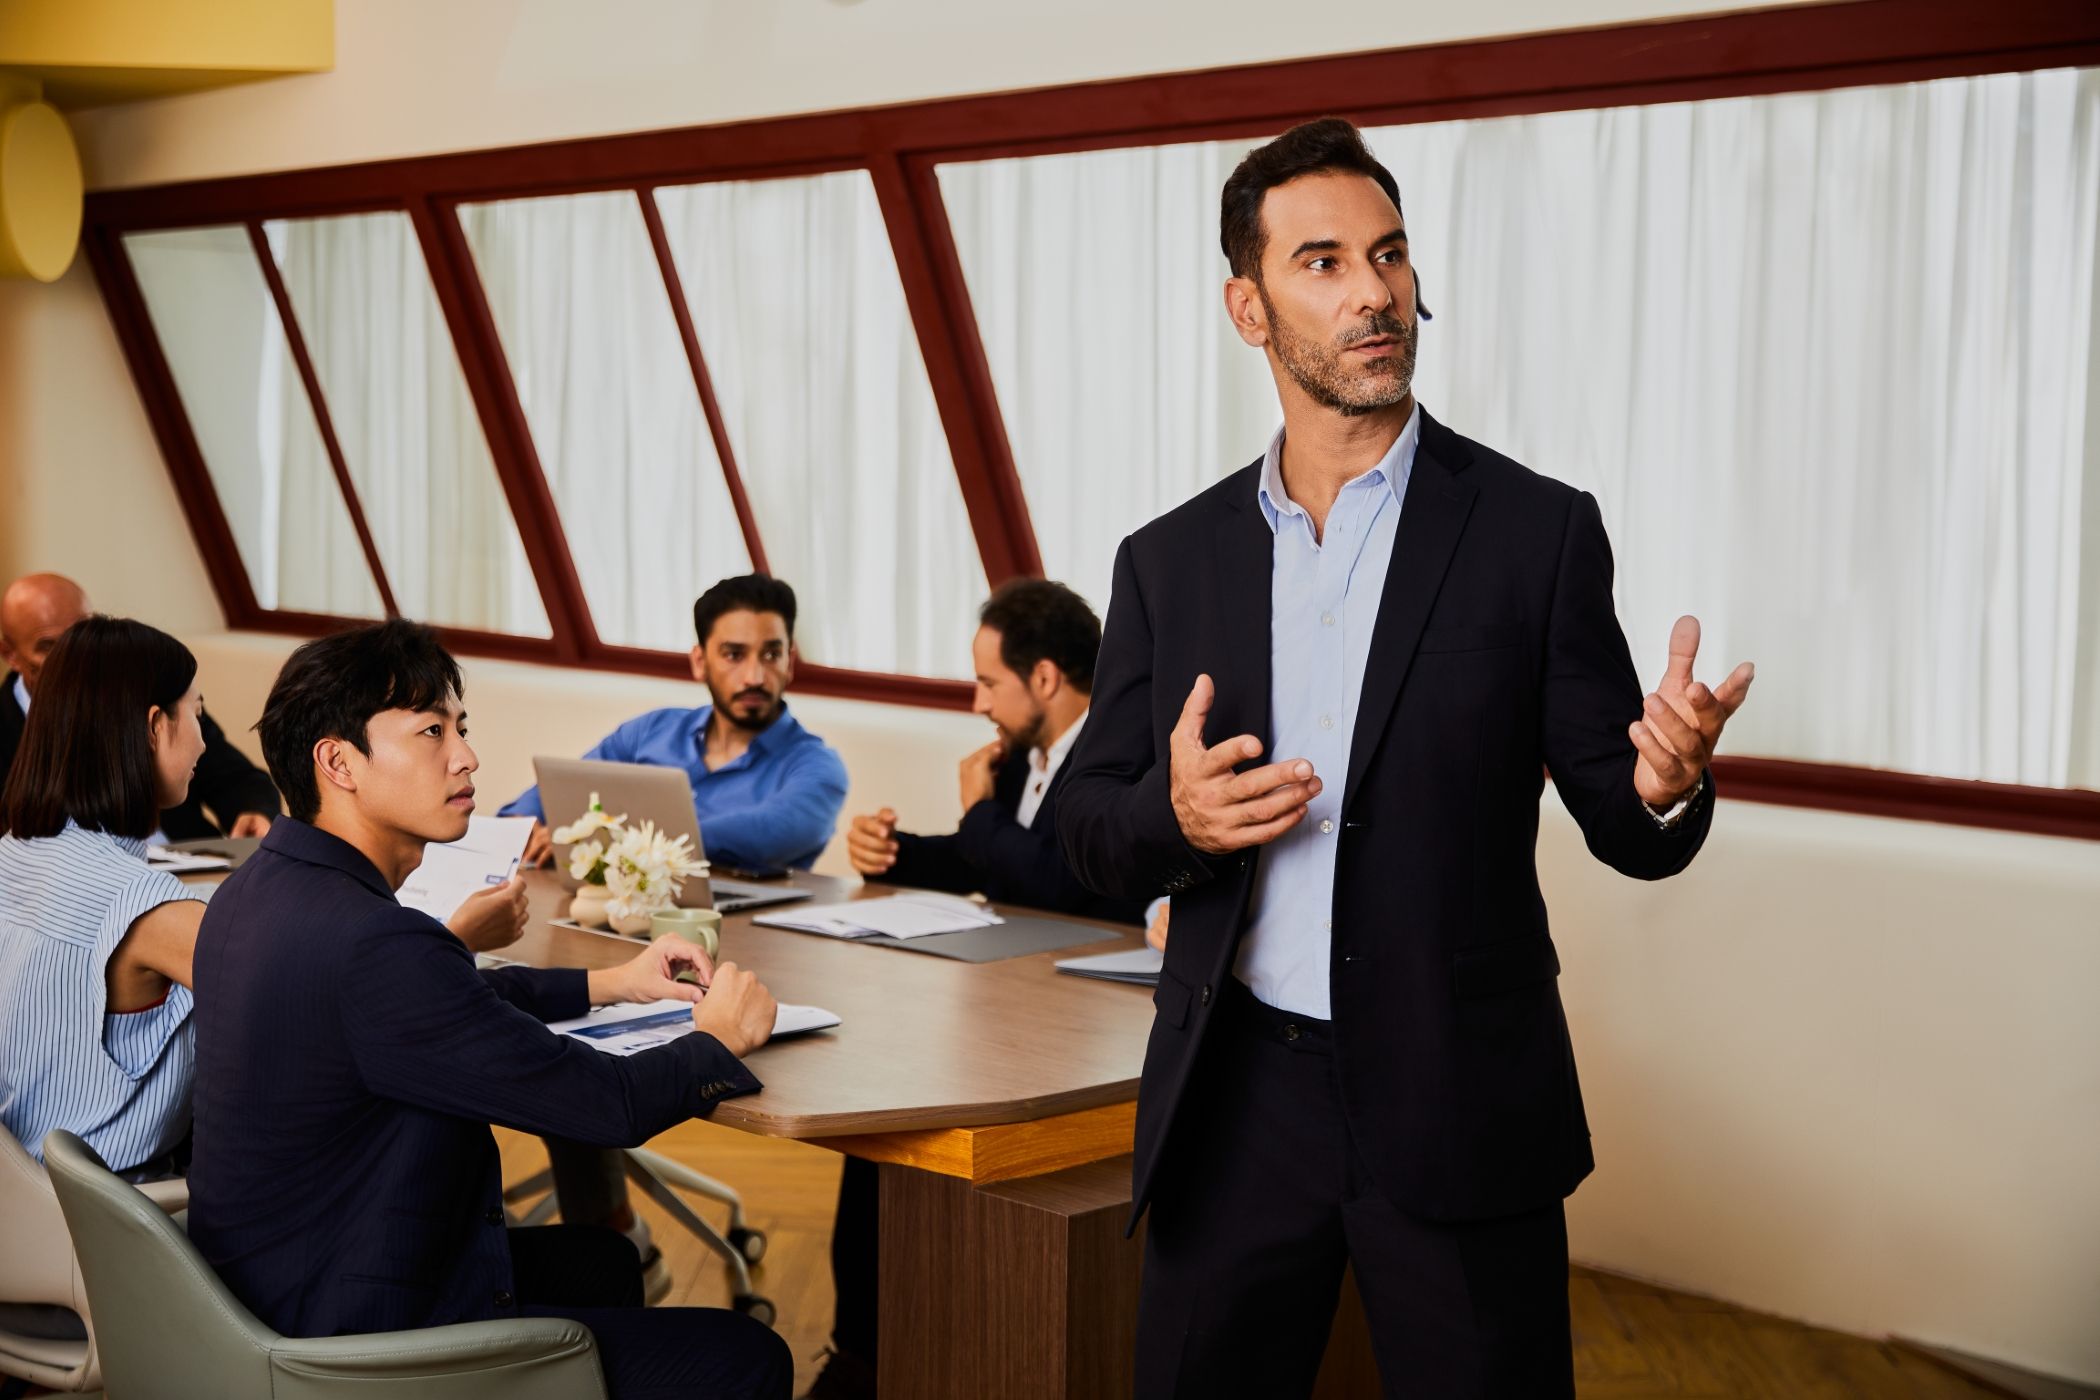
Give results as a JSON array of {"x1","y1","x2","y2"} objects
[
  {"x1": 829, "y1": 1155, "x2": 881, "y2": 1359},
  {"x1": 1135, "y1": 980, "x2": 1574, "y2": 1400},
  {"x1": 512, "y1": 1223, "x2": 792, "y2": 1400}
]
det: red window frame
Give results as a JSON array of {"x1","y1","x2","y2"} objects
[{"x1": 81, "y1": 0, "x2": 2100, "y2": 838}]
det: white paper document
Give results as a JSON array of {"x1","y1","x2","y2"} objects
[
  {"x1": 397, "y1": 816, "x2": 537, "y2": 921},
  {"x1": 549, "y1": 997, "x2": 840, "y2": 1055},
  {"x1": 753, "y1": 891, "x2": 1002, "y2": 940},
  {"x1": 146, "y1": 846, "x2": 231, "y2": 874},
  {"x1": 1054, "y1": 947, "x2": 1163, "y2": 985}
]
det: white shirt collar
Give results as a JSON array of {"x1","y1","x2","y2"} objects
[
  {"x1": 12, "y1": 674, "x2": 29, "y2": 715},
  {"x1": 1031, "y1": 710, "x2": 1087, "y2": 782},
  {"x1": 1256, "y1": 399, "x2": 1422, "y2": 534}
]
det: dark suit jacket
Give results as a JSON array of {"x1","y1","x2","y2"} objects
[
  {"x1": 0, "y1": 672, "x2": 281, "y2": 841},
  {"x1": 887, "y1": 747, "x2": 1149, "y2": 926},
  {"x1": 1057, "y1": 409, "x2": 1714, "y2": 1227},
  {"x1": 187, "y1": 818, "x2": 759, "y2": 1337}
]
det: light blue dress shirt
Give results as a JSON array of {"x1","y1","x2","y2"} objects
[
  {"x1": 500, "y1": 703, "x2": 848, "y2": 871},
  {"x1": 1235, "y1": 404, "x2": 1420, "y2": 1019},
  {"x1": 0, "y1": 822, "x2": 206, "y2": 1169}
]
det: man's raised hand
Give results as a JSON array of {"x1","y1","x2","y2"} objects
[
  {"x1": 1629, "y1": 616, "x2": 1753, "y2": 807},
  {"x1": 1169, "y1": 674, "x2": 1320, "y2": 854}
]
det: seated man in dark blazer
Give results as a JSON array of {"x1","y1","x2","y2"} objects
[
  {"x1": 844, "y1": 578, "x2": 1147, "y2": 925},
  {"x1": 0, "y1": 572, "x2": 281, "y2": 840},
  {"x1": 187, "y1": 618, "x2": 792, "y2": 1400},
  {"x1": 806, "y1": 580, "x2": 1149, "y2": 1399}
]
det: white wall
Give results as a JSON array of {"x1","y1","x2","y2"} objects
[
  {"x1": 66, "y1": 0, "x2": 1823, "y2": 190},
  {"x1": 7, "y1": 0, "x2": 2098, "y2": 1385}
]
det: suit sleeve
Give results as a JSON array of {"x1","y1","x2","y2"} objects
[
  {"x1": 955, "y1": 797, "x2": 1131, "y2": 914},
  {"x1": 343, "y1": 912, "x2": 759, "y2": 1147},
  {"x1": 885, "y1": 826, "x2": 981, "y2": 894},
  {"x1": 191, "y1": 712, "x2": 282, "y2": 826},
  {"x1": 1540, "y1": 491, "x2": 1713, "y2": 880},
  {"x1": 479, "y1": 965, "x2": 590, "y2": 1022},
  {"x1": 1057, "y1": 536, "x2": 1214, "y2": 901}
]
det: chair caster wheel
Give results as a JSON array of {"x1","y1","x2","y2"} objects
[
  {"x1": 734, "y1": 1293, "x2": 777, "y2": 1327},
  {"x1": 728, "y1": 1225, "x2": 767, "y2": 1263}
]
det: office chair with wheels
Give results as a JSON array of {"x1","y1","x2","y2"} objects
[
  {"x1": 42, "y1": 1130, "x2": 610, "y2": 1400},
  {"x1": 504, "y1": 1146, "x2": 775, "y2": 1325},
  {"x1": 0, "y1": 1121, "x2": 185, "y2": 1394}
]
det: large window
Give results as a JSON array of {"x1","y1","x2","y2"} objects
[
  {"x1": 265, "y1": 211, "x2": 549, "y2": 636},
  {"x1": 460, "y1": 191, "x2": 752, "y2": 651},
  {"x1": 83, "y1": 3, "x2": 2100, "y2": 834},
  {"x1": 127, "y1": 225, "x2": 384, "y2": 619}
]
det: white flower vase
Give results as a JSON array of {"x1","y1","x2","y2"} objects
[
  {"x1": 570, "y1": 883, "x2": 612, "y2": 929},
  {"x1": 609, "y1": 904, "x2": 656, "y2": 938}
]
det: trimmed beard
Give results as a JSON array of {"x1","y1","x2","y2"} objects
[{"x1": 1260, "y1": 288, "x2": 1417, "y2": 419}]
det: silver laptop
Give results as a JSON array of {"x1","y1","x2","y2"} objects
[{"x1": 531, "y1": 756, "x2": 814, "y2": 915}]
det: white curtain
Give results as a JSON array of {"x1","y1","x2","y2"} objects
[
  {"x1": 127, "y1": 226, "x2": 381, "y2": 618},
  {"x1": 270, "y1": 212, "x2": 549, "y2": 636},
  {"x1": 459, "y1": 191, "x2": 753, "y2": 653},
  {"x1": 655, "y1": 172, "x2": 984, "y2": 679},
  {"x1": 941, "y1": 67, "x2": 2100, "y2": 788}
]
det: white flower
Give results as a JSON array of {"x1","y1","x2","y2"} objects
[
  {"x1": 601, "y1": 821, "x2": 709, "y2": 921},
  {"x1": 551, "y1": 792, "x2": 625, "y2": 846},
  {"x1": 567, "y1": 837, "x2": 607, "y2": 885}
]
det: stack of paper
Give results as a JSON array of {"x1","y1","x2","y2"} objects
[
  {"x1": 397, "y1": 815, "x2": 537, "y2": 920},
  {"x1": 146, "y1": 846, "x2": 231, "y2": 874},
  {"x1": 754, "y1": 891, "x2": 1002, "y2": 940},
  {"x1": 549, "y1": 998, "x2": 841, "y2": 1055},
  {"x1": 1054, "y1": 947, "x2": 1163, "y2": 985}
]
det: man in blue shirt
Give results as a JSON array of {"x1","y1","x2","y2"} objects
[{"x1": 504, "y1": 575, "x2": 849, "y2": 872}]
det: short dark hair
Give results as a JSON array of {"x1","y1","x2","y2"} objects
[
  {"x1": 693, "y1": 574, "x2": 798, "y2": 648},
  {"x1": 1220, "y1": 116, "x2": 1430, "y2": 319},
  {"x1": 257, "y1": 619, "x2": 463, "y2": 824},
  {"x1": 2, "y1": 617, "x2": 198, "y2": 841},
  {"x1": 978, "y1": 579, "x2": 1101, "y2": 695}
]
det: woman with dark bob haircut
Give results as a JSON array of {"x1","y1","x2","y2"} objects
[{"x1": 0, "y1": 617, "x2": 210, "y2": 1176}]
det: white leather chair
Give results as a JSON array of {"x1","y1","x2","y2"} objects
[{"x1": 0, "y1": 1121, "x2": 185, "y2": 1394}]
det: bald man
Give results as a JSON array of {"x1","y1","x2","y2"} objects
[{"x1": 1, "y1": 573, "x2": 281, "y2": 841}]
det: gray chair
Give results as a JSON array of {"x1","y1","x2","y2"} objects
[{"x1": 41, "y1": 1131, "x2": 610, "y2": 1400}]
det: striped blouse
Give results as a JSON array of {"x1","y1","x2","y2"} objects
[{"x1": 0, "y1": 822, "x2": 205, "y2": 1170}]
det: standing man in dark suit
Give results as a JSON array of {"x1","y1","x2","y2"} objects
[
  {"x1": 0, "y1": 572, "x2": 281, "y2": 841},
  {"x1": 188, "y1": 618, "x2": 792, "y2": 1400},
  {"x1": 1057, "y1": 119, "x2": 1755, "y2": 1398}
]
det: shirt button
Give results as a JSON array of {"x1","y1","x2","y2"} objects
[
  {"x1": 493, "y1": 1290, "x2": 515, "y2": 1308},
  {"x1": 1321, "y1": 612, "x2": 1336, "y2": 627},
  {"x1": 1322, "y1": 920, "x2": 1332, "y2": 932},
  {"x1": 1319, "y1": 819, "x2": 1334, "y2": 835},
  {"x1": 1319, "y1": 714, "x2": 1334, "y2": 731}
]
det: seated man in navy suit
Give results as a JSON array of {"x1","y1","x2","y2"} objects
[
  {"x1": 808, "y1": 580, "x2": 1148, "y2": 1398},
  {"x1": 186, "y1": 619, "x2": 792, "y2": 1400}
]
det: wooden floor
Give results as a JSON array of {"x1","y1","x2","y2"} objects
[{"x1": 496, "y1": 1123, "x2": 2011, "y2": 1399}]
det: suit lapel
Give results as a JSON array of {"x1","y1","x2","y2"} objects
[
  {"x1": 1213, "y1": 471, "x2": 1274, "y2": 759},
  {"x1": 1343, "y1": 412, "x2": 1478, "y2": 811}
]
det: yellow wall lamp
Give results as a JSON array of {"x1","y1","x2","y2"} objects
[{"x1": 0, "y1": 78, "x2": 82, "y2": 282}]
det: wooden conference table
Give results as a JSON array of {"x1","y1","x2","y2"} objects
[{"x1": 510, "y1": 869, "x2": 1154, "y2": 1400}]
